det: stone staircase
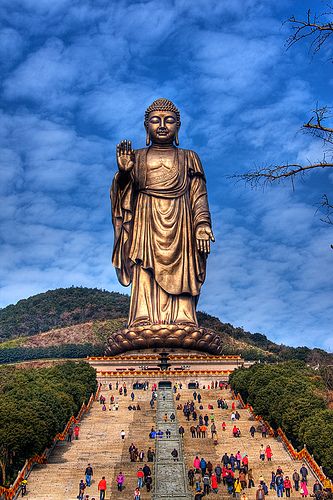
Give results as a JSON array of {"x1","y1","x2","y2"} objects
[
  {"x1": 153, "y1": 388, "x2": 191, "y2": 499},
  {"x1": 177, "y1": 386, "x2": 316, "y2": 498},
  {"x1": 25, "y1": 383, "x2": 156, "y2": 499}
]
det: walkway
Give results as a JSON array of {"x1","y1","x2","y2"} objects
[{"x1": 153, "y1": 388, "x2": 191, "y2": 499}]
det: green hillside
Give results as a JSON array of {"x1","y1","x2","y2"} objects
[
  {"x1": 0, "y1": 287, "x2": 129, "y2": 340},
  {"x1": 0, "y1": 287, "x2": 331, "y2": 365}
]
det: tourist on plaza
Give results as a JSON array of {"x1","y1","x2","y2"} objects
[
  {"x1": 200, "y1": 457, "x2": 207, "y2": 475},
  {"x1": 85, "y1": 463, "x2": 93, "y2": 487},
  {"x1": 143, "y1": 463, "x2": 151, "y2": 480},
  {"x1": 250, "y1": 425, "x2": 256, "y2": 437},
  {"x1": 171, "y1": 448, "x2": 179, "y2": 461},
  {"x1": 203, "y1": 472, "x2": 210, "y2": 495},
  {"x1": 211, "y1": 472, "x2": 218, "y2": 493},
  {"x1": 170, "y1": 412, "x2": 176, "y2": 422},
  {"x1": 146, "y1": 474, "x2": 152, "y2": 492},
  {"x1": 120, "y1": 429, "x2": 126, "y2": 439},
  {"x1": 313, "y1": 480, "x2": 323, "y2": 499},
  {"x1": 139, "y1": 450, "x2": 144, "y2": 461},
  {"x1": 261, "y1": 424, "x2": 267, "y2": 438},
  {"x1": 97, "y1": 476, "x2": 107, "y2": 500},
  {"x1": 239, "y1": 470, "x2": 247, "y2": 490},
  {"x1": 215, "y1": 464, "x2": 222, "y2": 483},
  {"x1": 188, "y1": 468, "x2": 195, "y2": 486},
  {"x1": 259, "y1": 444, "x2": 265, "y2": 461},
  {"x1": 235, "y1": 451, "x2": 242, "y2": 469},
  {"x1": 67, "y1": 426, "x2": 73, "y2": 442},
  {"x1": 226, "y1": 472, "x2": 235, "y2": 494},
  {"x1": 248, "y1": 468, "x2": 255, "y2": 488},
  {"x1": 116, "y1": 472, "x2": 124, "y2": 491},
  {"x1": 300, "y1": 480, "x2": 309, "y2": 497},
  {"x1": 265, "y1": 445, "x2": 273, "y2": 461},
  {"x1": 134, "y1": 486, "x2": 140, "y2": 499},
  {"x1": 166, "y1": 428, "x2": 171, "y2": 438},
  {"x1": 229, "y1": 453, "x2": 236, "y2": 471},
  {"x1": 20, "y1": 478, "x2": 27, "y2": 496},
  {"x1": 241, "y1": 492, "x2": 248, "y2": 500},
  {"x1": 256, "y1": 484, "x2": 265, "y2": 500},
  {"x1": 74, "y1": 425, "x2": 80, "y2": 440},
  {"x1": 78, "y1": 479, "x2": 86, "y2": 500},
  {"x1": 284, "y1": 476, "x2": 292, "y2": 497},
  {"x1": 222, "y1": 421, "x2": 226, "y2": 431},
  {"x1": 270, "y1": 471, "x2": 276, "y2": 491},
  {"x1": 179, "y1": 425, "x2": 185, "y2": 437},
  {"x1": 292, "y1": 470, "x2": 300, "y2": 491},
  {"x1": 137, "y1": 468, "x2": 144, "y2": 488},
  {"x1": 200, "y1": 424, "x2": 207, "y2": 438},
  {"x1": 190, "y1": 425, "x2": 196, "y2": 438},
  {"x1": 207, "y1": 460, "x2": 213, "y2": 476},
  {"x1": 300, "y1": 464, "x2": 308, "y2": 483},
  {"x1": 194, "y1": 455, "x2": 200, "y2": 472},
  {"x1": 234, "y1": 477, "x2": 242, "y2": 499},
  {"x1": 211, "y1": 422, "x2": 217, "y2": 438},
  {"x1": 242, "y1": 454, "x2": 249, "y2": 472},
  {"x1": 147, "y1": 447, "x2": 155, "y2": 461},
  {"x1": 131, "y1": 391, "x2": 135, "y2": 401},
  {"x1": 275, "y1": 473, "x2": 284, "y2": 497}
]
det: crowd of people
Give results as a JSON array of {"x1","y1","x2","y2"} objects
[
  {"x1": 187, "y1": 459, "x2": 333, "y2": 499},
  {"x1": 73, "y1": 379, "x2": 332, "y2": 499}
]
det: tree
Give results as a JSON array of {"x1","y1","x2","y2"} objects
[{"x1": 230, "y1": 7, "x2": 333, "y2": 248}]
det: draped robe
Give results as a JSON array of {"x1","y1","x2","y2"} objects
[{"x1": 111, "y1": 147, "x2": 212, "y2": 327}]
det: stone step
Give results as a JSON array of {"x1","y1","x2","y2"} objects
[{"x1": 25, "y1": 385, "x2": 156, "y2": 500}]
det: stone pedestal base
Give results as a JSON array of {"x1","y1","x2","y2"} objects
[{"x1": 105, "y1": 323, "x2": 222, "y2": 355}]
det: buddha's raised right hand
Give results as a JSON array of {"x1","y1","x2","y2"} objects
[{"x1": 116, "y1": 139, "x2": 135, "y2": 172}]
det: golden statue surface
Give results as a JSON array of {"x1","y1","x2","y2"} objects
[{"x1": 106, "y1": 98, "x2": 222, "y2": 354}]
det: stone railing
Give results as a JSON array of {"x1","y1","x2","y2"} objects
[
  {"x1": 233, "y1": 390, "x2": 332, "y2": 487},
  {"x1": 0, "y1": 384, "x2": 101, "y2": 500},
  {"x1": 97, "y1": 369, "x2": 232, "y2": 377}
]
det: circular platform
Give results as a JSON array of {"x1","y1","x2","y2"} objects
[{"x1": 105, "y1": 323, "x2": 223, "y2": 355}]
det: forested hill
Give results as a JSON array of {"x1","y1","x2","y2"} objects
[
  {"x1": 0, "y1": 287, "x2": 129, "y2": 340},
  {"x1": 0, "y1": 287, "x2": 331, "y2": 364}
]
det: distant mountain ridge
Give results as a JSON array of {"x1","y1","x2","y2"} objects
[{"x1": 0, "y1": 287, "x2": 331, "y2": 364}]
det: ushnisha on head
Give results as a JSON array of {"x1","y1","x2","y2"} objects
[{"x1": 144, "y1": 98, "x2": 181, "y2": 146}]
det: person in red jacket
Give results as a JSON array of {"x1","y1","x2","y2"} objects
[
  {"x1": 137, "y1": 468, "x2": 144, "y2": 488},
  {"x1": 98, "y1": 476, "x2": 107, "y2": 500},
  {"x1": 211, "y1": 473, "x2": 218, "y2": 493},
  {"x1": 284, "y1": 476, "x2": 292, "y2": 497},
  {"x1": 265, "y1": 445, "x2": 273, "y2": 461}
]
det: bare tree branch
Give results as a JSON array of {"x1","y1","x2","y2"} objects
[
  {"x1": 286, "y1": 8, "x2": 333, "y2": 56},
  {"x1": 229, "y1": 162, "x2": 333, "y2": 189},
  {"x1": 318, "y1": 194, "x2": 333, "y2": 225},
  {"x1": 303, "y1": 106, "x2": 333, "y2": 146}
]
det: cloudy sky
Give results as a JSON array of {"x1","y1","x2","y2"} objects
[{"x1": 1, "y1": 0, "x2": 332, "y2": 349}]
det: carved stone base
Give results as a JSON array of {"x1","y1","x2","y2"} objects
[{"x1": 105, "y1": 323, "x2": 223, "y2": 356}]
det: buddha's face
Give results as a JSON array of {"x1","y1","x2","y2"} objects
[{"x1": 146, "y1": 110, "x2": 179, "y2": 144}]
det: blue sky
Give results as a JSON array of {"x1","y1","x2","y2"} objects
[{"x1": 0, "y1": 0, "x2": 332, "y2": 350}]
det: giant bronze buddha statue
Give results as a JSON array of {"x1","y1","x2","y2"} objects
[{"x1": 106, "y1": 98, "x2": 222, "y2": 354}]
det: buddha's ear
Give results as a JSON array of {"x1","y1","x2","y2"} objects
[
  {"x1": 145, "y1": 124, "x2": 150, "y2": 146},
  {"x1": 175, "y1": 127, "x2": 180, "y2": 146}
]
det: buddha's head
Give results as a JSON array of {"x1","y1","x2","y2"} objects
[{"x1": 144, "y1": 98, "x2": 181, "y2": 146}]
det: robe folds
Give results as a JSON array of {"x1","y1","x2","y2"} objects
[{"x1": 111, "y1": 147, "x2": 212, "y2": 327}]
